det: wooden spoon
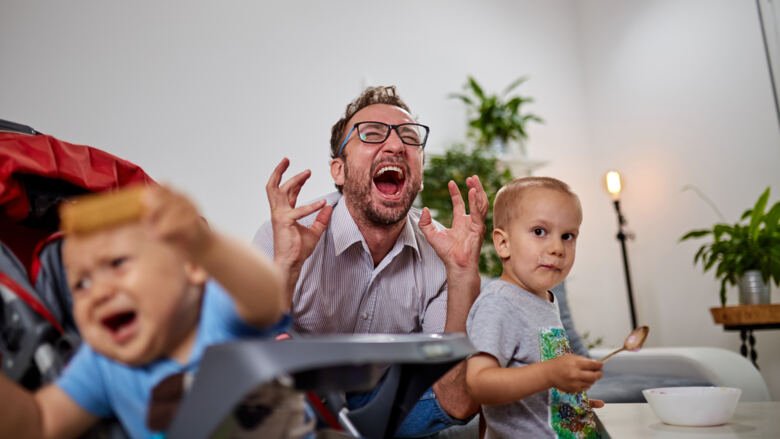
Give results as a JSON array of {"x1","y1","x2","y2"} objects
[{"x1": 599, "y1": 326, "x2": 649, "y2": 362}]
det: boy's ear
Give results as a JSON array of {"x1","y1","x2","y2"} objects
[
  {"x1": 184, "y1": 263, "x2": 208, "y2": 286},
  {"x1": 493, "y1": 228, "x2": 511, "y2": 259},
  {"x1": 330, "y1": 158, "x2": 345, "y2": 187}
]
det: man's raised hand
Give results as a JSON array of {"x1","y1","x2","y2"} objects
[
  {"x1": 419, "y1": 175, "x2": 489, "y2": 273},
  {"x1": 265, "y1": 158, "x2": 332, "y2": 280}
]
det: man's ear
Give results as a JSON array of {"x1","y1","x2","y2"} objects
[
  {"x1": 184, "y1": 262, "x2": 209, "y2": 286},
  {"x1": 330, "y1": 158, "x2": 345, "y2": 187},
  {"x1": 493, "y1": 228, "x2": 510, "y2": 259}
]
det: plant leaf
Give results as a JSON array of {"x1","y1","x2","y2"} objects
[
  {"x1": 748, "y1": 187, "x2": 770, "y2": 241},
  {"x1": 502, "y1": 76, "x2": 528, "y2": 95},
  {"x1": 467, "y1": 76, "x2": 485, "y2": 100},
  {"x1": 679, "y1": 229, "x2": 711, "y2": 241}
]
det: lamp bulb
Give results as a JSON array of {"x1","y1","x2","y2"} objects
[{"x1": 605, "y1": 171, "x2": 622, "y2": 200}]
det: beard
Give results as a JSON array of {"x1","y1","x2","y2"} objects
[{"x1": 342, "y1": 157, "x2": 421, "y2": 226}]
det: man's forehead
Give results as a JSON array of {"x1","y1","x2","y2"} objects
[{"x1": 349, "y1": 104, "x2": 416, "y2": 124}]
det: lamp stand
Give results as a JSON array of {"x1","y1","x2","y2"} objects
[{"x1": 613, "y1": 199, "x2": 638, "y2": 330}]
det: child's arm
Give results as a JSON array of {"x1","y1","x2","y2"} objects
[
  {"x1": 144, "y1": 186, "x2": 285, "y2": 327},
  {"x1": 466, "y1": 352, "x2": 603, "y2": 405},
  {"x1": 0, "y1": 374, "x2": 97, "y2": 439}
]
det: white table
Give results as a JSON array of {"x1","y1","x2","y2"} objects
[{"x1": 594, "y1": 402, "x2": 780, "y2": 438}]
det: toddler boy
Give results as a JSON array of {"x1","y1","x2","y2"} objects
[{"x1": 466, "y1": 177, "x2": 603, "y2": 439}]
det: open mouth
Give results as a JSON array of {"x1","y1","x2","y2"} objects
[
  {"x1": 101, "y1": 310, "x2": 138, "y2": 343},
  {"x1": 373, "y1": 165, "x2": 406, "y2": 197}
]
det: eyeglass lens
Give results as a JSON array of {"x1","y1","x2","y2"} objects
[{"x1": 357, "y1": 122, "x2": 427, "y2": 146}]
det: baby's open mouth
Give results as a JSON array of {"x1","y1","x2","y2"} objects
[
  {"x1": 373, "y1": 165, "x2": 405, "y2": 196},
  {"x1": 101, "y1": 310, "x2": 138, "y2": 340}
]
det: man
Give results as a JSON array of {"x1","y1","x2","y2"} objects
[{"x1": 254, "y1": 85, "x2": 486, "y2": 436}]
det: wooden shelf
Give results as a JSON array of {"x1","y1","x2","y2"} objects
[{"x1": 710, "y1": 304, "x2": 780, "y2": 326}]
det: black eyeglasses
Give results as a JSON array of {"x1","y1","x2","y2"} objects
[{"x1": 337, "y1": 121, "x2": 430, "y2": 156}]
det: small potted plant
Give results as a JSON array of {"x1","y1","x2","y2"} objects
[
  {"x1": 679, "y1": 187, "x2": 780, "y2": 306},
  {"x1": 449, "y1": 76, "x2": 543, "y2": 157},
  {"x1": 423, "y1": 76, "x2": 543, "y2": 277}
]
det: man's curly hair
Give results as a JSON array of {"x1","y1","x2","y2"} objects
[{"x1": 329, "y1": 85, "x2": 412, "y2": 159}]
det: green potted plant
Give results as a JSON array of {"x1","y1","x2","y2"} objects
[
  {"x1": 679, "y1": 187, "x2": 780, "y2": 306},
  {"x1": 449, "y1": 75, "x2": 543, "y2": 156}
]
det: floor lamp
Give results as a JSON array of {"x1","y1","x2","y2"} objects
[{"x1": 604, "y1": 171, "x2": 638, "y2": 330}]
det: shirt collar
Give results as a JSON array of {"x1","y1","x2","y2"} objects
[{"x1": 330, "y1": 193, "x2": 421, "y2": 258}]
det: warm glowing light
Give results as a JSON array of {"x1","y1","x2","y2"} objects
[{"x1": 605, "y1": 170, "x2": 623, "y2": 200}]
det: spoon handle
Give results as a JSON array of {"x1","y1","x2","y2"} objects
[{"x1": 598, "y1": 347, "x2": 624, "y2": 362}]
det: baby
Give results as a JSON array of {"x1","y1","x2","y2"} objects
[
  {"x1": 466, "y1": 177, "x2": 603, "y2": 438},
  {"x1": 0, "y1": 185, "x2": 287, "y2": 438}
]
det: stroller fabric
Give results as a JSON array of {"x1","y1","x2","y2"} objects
[{"x1": 0, "y1": 120, "x2": 154, "y2": 391}]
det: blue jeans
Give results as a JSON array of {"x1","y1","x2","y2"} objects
[{"x1": 347, "y1": 387, "x2": 467, "y2": 438}]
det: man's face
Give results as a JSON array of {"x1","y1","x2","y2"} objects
[
  {"x1": 495, "y1": 187, "x2": 582, "y2": 297},
  {"x1": 63, "y1": 223, "x2": 205, "y2": 366},
  {"x1": 331, "y1": 104, "x2": 424, "y2": 226}
]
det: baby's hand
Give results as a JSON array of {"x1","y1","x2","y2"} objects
[
  {"x1": 143, "y1": 185, "x2": 212, "y2": 258},
  {"x1": 545, "y1": 353, "x2": 603, "y2": 393}
]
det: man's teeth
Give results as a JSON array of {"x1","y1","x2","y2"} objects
[{"x1": 376, "y1": 166, "x2": 404, "y2": 177}]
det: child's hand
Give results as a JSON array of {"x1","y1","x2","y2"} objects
[
  {"x1": 143, "y1": 185, "x2": 212, "y2": 258},
  {"x1": 545, "y1": 353, "x2": 603, "y2": 393},
  {"x1": 589, "y1": 398, "x2": 605, "y2": 408}
]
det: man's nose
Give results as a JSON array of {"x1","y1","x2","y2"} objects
[{"x1": 380, "y1": 128, "x2": 406, "y2": 154}]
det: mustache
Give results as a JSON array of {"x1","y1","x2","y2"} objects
[{"x1": 370, "y1": 156, "x2": 410, "y2": 176}]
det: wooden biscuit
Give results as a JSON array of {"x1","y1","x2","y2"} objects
[{"x1": 59, "y1": 185, "x2": 147, "y2": 235}]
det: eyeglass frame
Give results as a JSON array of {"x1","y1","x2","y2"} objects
[{"x1": 336, "y1": 121, "x2": 430, "y2": 157}]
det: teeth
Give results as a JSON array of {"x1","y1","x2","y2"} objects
[{"x1": 376, "y1": 166, "x2": 404, "y2": 177}]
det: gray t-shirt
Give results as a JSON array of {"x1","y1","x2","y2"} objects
[{"x1": 466, "y1": 279, "x2": 599, "y2": 439}]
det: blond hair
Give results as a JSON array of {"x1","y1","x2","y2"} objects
[{"x1": 493, "y1": 176, "x2": 580, "y2": 230}]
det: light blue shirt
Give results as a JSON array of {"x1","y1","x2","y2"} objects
[{"x1": 57, "y1": 280, "x2": 289, "y2": 439}]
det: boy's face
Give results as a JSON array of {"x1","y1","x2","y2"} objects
[
  {"x1": 494, "y1": 187, "x2": 582, "y2": 298},
  {"x1": 63, "y1": 223, "x2": 206, "y2": 366}
]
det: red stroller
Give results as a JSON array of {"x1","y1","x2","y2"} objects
[{"x1": 0, "y1": 118, "x2": 154, "y2": 390}]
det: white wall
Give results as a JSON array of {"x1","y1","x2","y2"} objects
[
  {"x1": 569, "y1": 0, "x2": 780, "y2": 400},
  {"x1": 2, "y1": 1, "x2": 779, "y2": 398}
]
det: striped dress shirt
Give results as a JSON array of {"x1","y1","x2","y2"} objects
[{"x1": 253, "y1": 192, "x2": 449, "y2": 335}]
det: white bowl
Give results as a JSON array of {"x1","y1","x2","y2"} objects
[{"x1": 642, "y1": 386, "x2": 741, "y2": 427}]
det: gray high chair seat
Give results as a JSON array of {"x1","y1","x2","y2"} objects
[{"x1": 167, "y1": 333, "x2": 475, "y2": 439}]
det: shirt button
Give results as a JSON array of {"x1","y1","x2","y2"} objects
[{"x1": 361, "y1": 313, "x2": 369, "y2": 320}]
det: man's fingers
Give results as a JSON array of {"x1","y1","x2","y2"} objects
[
  {"x1": 289, "y1": 199, "x2": 328, "y2": 221},
  {"x1": 448, "y1": 180, "x2": 466, "y2": 216},
  {"x1": 287, "y1": 171, "x2": 310, "y2": 206},
  {"x1": 418, "y1": 207, "x2": 434, "y2": 235},
  {"x1": 266, "y1": 157, "x2": 290, "y2": 193},
  {"x1": 468, "y1": 174, "x2": 486, "y2": 195},
  {"x1": 279, "y1": 169, "x2": 312, "y2": 199},
  {"x1": 466, "y1": 187, "x2": 484, "y2": 228},
  {"x1": 265, "y1": 158, "x2": 313, "y2": 209},
  {"x1": 466, "y1": 175, "x2": 489, "y2": 216},
  {"x1": 473, "y1": 175, "x2": 489, "y2": 215},
  {"x1": 309, "y1": 204, "x2": 333, "y2": 236}
]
